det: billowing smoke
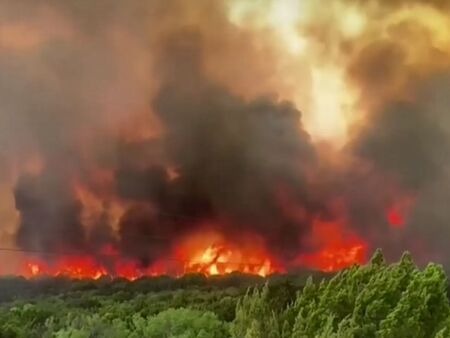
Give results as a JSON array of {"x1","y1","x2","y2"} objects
[
  {"x1": 1, "y1": 0, "x2": 450, "y2": 274},
  {"x1": 347, "y1": 74, "x2": 450, "y2": 264},
  {"x1": 115, "y1": 30, "x2": 323, "y2": 263}
]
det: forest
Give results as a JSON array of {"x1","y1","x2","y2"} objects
[{"x1": 0, "y1": 250, "x2": 450, "y2": 337}]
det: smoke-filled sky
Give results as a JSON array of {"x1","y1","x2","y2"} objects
[{"x1": 1, "y1": 0, "x2": 450, "y2": 273}]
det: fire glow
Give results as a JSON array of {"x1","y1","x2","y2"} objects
[
  {"x1": 2, "y1": 0, "x2": 447, "y2": 280},
  {"x1": 175, "y1": 231, "x2": 280, "y2": 277},
  {"x1": 296, "y1": 220, "x2": 367, "y2": 272},
  {"x1": 21, "y1": 241, "x2": 278, "y2": 280},
  {"x1": 14, "y1": 194, "x2": 415, "y2": 279},
  {"x1": 19, "y1": 225, "x2": 372, "y2": 279}
]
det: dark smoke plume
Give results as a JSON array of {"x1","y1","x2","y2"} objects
[
  {"x1": 15, "y1": 171, "x2": 85, "y2": 252},
  {"x1": 348, "y1": 73, "x2": 450, "y2": 264},
  {"x1": 1, "y1": 0, "x2": 450, "y2": 272},
  {"x1": 115, "y1": 30, "x2": 324, "y2": 263}
]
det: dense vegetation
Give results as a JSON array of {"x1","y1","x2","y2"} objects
[{"x1": 1, "y1": 251, "x2": 450, "y2": 337}]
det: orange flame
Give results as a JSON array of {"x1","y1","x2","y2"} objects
[
  {"x1": 183, "y1": 243, "x2": 275, "y2": 276},
  {"x1": 19, "y1": 230, "x2": 279, "y2": 279},
  {"x1": 23, "y1": 256, "x2": 107, "y2": 280},
  {"x1": 17, "y1": 218, "x2": 372, "y2": 279},
  {"x1": 296, "y1": 219, "x2": 367, "y2": 272},
  {"x1": 175, "y1": 230, "x2": 279, "y2": 277}
]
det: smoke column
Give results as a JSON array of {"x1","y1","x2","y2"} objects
[{"x1": 0, "y1": 0, "x2": 449, "y2": 276}]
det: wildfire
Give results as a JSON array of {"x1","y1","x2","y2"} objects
[
  {"x1": 296, "y1": 220, "x2": 367, "y2": 272},
  {"x1": 184, "y1": 243, "x2": 275, "y2": 277},
  {"x1": 17, "y1": 220, "x2": 373, "y2": 279},
  {"x1": 23, "y1": 256, "x2": 107, "y2": 280},
  {"x1": 19, "y1": 231, "x2": 279, "y2": 279},
  {"x1": 22, "y1": 254, "x2": 166, "y2": 281},
  {"x1": 300, "y1": 243, "x2": 366, "y2": 272},
  {"x1": 175, "y1": 230, "x2": 279, "y2": 277}
]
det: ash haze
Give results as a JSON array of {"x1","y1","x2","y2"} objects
[{"x1": 0, "y1": 0, "x2": 449, "y2": 276}]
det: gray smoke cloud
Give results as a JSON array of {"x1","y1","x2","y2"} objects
[
  {"x1": 347, "y1": 63, "x2": 450, "y2": 263},
  {"x1": 1, "y1": 0, "x2": 450, "y2": 272},
  {"x1": 0, "y1": 0, "x2": 330, "y2": 267},
  {"x1": 115, "y1": 29, "x2": 327, "y2": 263}
]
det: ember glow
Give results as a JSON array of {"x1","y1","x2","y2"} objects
[
  {"x1": 386, "y1": 196, "x2": 415, "y2": 229},
  {"x1": 23, "y1": 256, "x2": 107, "y2": 280},
  {"x1": 183, "y1": 244, "x2": 275, "y2": 277},
  {"x1": 175, "y1": 231, "x2": 280, "y2": 277},
  {"x1": 1, "y1": 0, "x2": 450, "y2": 278},
  {"x1": 20, "y1": 233, "x2": 279, "y2": 279},
  {"x1": 296, "y1": 220, "x2": 367, "y2": 272},
  {"x1": 387, "y1": 208, "x2": 405, "y2": 228}
]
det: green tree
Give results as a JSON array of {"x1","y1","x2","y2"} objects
[
  {"x1": 231, "y1": 284, "x2": 280, "y2": 338},
  {"x1": 130, "y1": 308, "x2": 229, "y2": 338},
  {"x1": 378, "y1": 263, "x2": 450, "y2": 338}
]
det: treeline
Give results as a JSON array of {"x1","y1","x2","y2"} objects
[
  {"x1": 0, "y1": 270, "x2": 330, "y2": 303},
  {"x1": 233, "y1": 250, "x2": 450, "y2": 337},
  {"x1": 1, "y1": 251, "x2": 450, "y2": 337}
]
